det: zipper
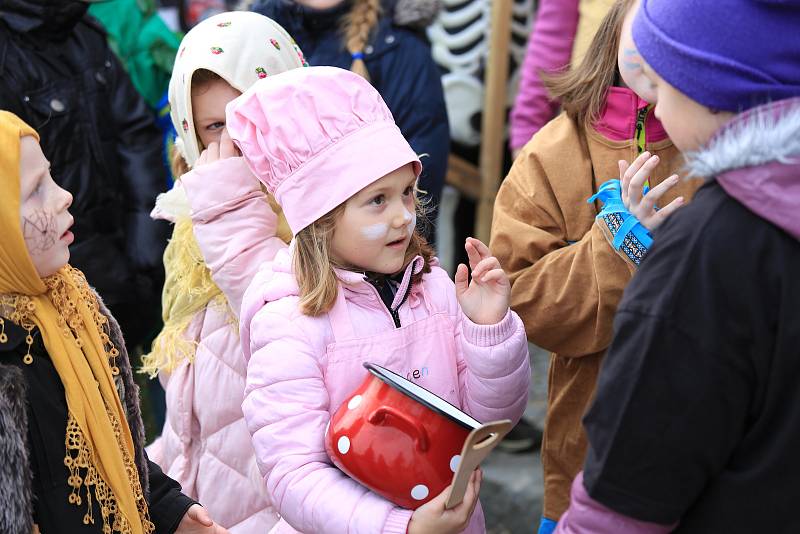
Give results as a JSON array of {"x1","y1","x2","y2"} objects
[
  {"x1": 635, "y1": 105, "x2": 650, "y2": 189},
  {"x1": 389, "y1": 277, "x2": 414, "y2": 328},
  {"x1": 635, "y1": 106, "x2": 648, "y2": 154},
  {"x1": 367, "y1": 276, "x2": 414, "y2": 329}
]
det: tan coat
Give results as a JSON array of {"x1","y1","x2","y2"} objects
[{"x1": 491, "y1": 112, "x2": 700, "y2": 519}]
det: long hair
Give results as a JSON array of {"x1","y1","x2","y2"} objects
[
  {"x1": 293, "y1": 194, "x2": 434, "y2": 317},
  {"x1": 342, "y1": 0, "x2": 381, "y2": 81},
  {"x1": 543, "y1": 0, "x2": 636, "y2": 126}
]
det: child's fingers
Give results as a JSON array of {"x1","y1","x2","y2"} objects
[
  {"x1": 470, "y1": 256, "x2": 501, "y2": 280},
  {"x1": 651, "y1": 196, "x2": 685, "y2": 225},
  {"x1": 465, "y1": 237, "x2": 491, "y2": 260},
  {"x1": 454, "y1": 470, "x2": 482, "y2": 525},
  {"x1": 465, "y1": 240, "x2": 482, "y2": 271},
  {"x1": 219, "y1": 129, "x2": 237, "y2": 159},
  {"x1": 479, "y1": 268, "x2": 509, "y2": 287},
  {"x1": 454, "y1": 263, "x2": 469, "y2": 295},
  {"x1": 639, "y1": 174, "x2": 679, "y2": 213},
  {"x1": 629, "y1": 154, "x2": 659, "y2": 207},
  {"x1": 623, "y1": 152, "x2": 651, "y2": 185},
  {"x1": 205, "y1": 141, "x2": 220, "y2": 163},
  {"x1": 619, "y1": 160, "x2": 631, "y2": 206}
]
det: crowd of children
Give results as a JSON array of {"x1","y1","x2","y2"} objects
[{"x1": 0, "y1": 0, "x2": 798, "y2": 533}]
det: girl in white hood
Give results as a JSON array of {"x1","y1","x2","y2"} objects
[{"x1": 143, "y1": 11, "x2": 306, "y2": 533}]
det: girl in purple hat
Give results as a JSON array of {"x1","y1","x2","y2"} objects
[
  {"x1": 492, "y1": 1, "x2": 699, "y2": 532},
  {"x1": 216, "y1": 65, "x2": 531, "y2": 534},
  {"x1": 553, "y1": 1, "x2": 800, "y2": 533}
]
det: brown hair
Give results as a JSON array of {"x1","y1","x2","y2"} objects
[
  {"x1": 342, "y1": 0, "x2": 381, "y2": 81},
  {"x1": 293, "y1": 196, "x2": 434, "y2": 317},
  {"x1": 543, "y1": 0, "x2": 636, "y2": 126}
]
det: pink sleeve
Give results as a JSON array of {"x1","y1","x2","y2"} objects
[
  {"x1": 181, "y1": 157, "x2": 287, "y2": 316},
  {"x1": 242, "y1": 306, "x2": 412, "y2": 534},
  {"x1": 424, "y1": 267, "x2": 530, "y2": 423},
  {"x1": 555, "y1": 472, "x2": 678, "y2": 534},
  {"x1": 452, "y1": 286, "x2": 531, "y2": 424},
  {"x1": 509, "y1": 0, "x2": 580, "y2": 150}
]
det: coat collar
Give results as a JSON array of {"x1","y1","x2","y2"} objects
[{"x1": 592, "y1": 87, "x2": 669, "y2": 144}]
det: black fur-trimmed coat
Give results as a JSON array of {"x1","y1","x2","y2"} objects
[{"x1": 0, "y1": 295, "x2": 192, "y2": 534}]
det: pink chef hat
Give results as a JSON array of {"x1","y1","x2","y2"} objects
[{"x1": 225, "y1": 66, "x2": 422, "y2": 235}]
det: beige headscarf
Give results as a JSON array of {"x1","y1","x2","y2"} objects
[
  {"x1": 142, "y1": 12, "x2": 306, "y2": 376},
  {"x1": 169, "y1": 10, "x2": 308, "y2": 167}
]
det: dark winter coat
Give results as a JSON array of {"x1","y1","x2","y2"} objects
[
  {"x1": 0, "y1": 0, "x2": 170, "y2": 348},
  {"x1": 250, "y1": 0, "x2": 449, "y2": 235},
  {"x1": 0, "y1": 295, "x2": 194, "y2": 534}
]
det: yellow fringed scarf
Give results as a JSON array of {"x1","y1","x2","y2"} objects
[
  {"x1": 142, "y1": 181, "x2": 291, "y2": 377},
  {"x1": 141, "y1": 217, "x2": 229, "y2": 376},
  {"x1": 0, "y1": 112, "x2": 153, "y2": 533}
]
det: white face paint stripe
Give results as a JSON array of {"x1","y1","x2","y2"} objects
[
  {"x1": 360, "y1": 222, "x2": 390, "y2": 241},
  {"x1": 405, "y1": 210, "x2": 417, "y2": 237}
]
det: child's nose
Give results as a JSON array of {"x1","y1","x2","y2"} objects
[
  {"x1": 390, "y1": 203, "x2": 409, "y2": 228},
  {"x1": 58, "y1": 187, "x2": 73, "y2": 211}
]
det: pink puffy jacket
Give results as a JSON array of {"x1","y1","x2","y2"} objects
[
  {"x1": 147, "y1": 158, "x2": 287, "y2": 532},
  {"x1": 239, "y1": 248, "x2": 532, "y2": 534}
]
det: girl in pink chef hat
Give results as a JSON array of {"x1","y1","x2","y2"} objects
[{"x1": 223, "y1": 66, "x2": 531, "y2": 534}]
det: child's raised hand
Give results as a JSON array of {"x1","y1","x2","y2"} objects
[
  {"x1": 455, "y1": 238, "x2": 510, "y2": 325},
  {"x1": 195, "y1": 129, "x2": 240, "y2": 167},
  {"x1": 408, "y1": 469, "x2": 483, "y2": 534},
  {"x1": 620, "y1": 151, "x2": 684, "y2": 231}
]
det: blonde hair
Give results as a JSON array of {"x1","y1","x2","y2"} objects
[
  {"x1": 342, "y1": 0, "x2": 381, "y2": 81},
  {"x1": 543, "y1": 0, "x2": 636, "y2": 126},
  {"x1": 294, "y1": 196, "x2": 434, "y2": 317}
]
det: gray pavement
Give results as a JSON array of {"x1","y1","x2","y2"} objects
[{"x1": 480, "y1": 345, "x2": 549, "y2": 534}]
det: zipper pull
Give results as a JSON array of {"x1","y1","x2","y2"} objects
[{"x1": 635, "y1": 106, "x2": 650, "y2": 189}]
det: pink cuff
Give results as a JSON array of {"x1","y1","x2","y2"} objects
[
  {"x1": 182, "y1": 157, "x2": 262, "y2": 217},
  {"x1": 555, "y1": 472, "x2": 677, "y2": 534},
  {"x1": 461, "y1": 309, "x2": 517, "y2": 347},
  {"x1": 382, "y1": 508, "x2": 413, "y2": 534}
]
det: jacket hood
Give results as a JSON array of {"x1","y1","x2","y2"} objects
[
  {"x1": 686, "y1": 98, "x2": 800, "y2": 241},
  {"x1": 244, "y1": 0, "x2": 441, "y2": 30},
  {"x1": 0, "y1": 0, "x2": 88, "y2": 39}
]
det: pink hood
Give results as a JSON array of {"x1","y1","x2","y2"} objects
[{"x1": 686, "y1": 98, "x2": 800, "y2": 241}]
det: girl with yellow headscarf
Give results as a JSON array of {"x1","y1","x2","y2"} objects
[
  {"x1": 141, "y1": 12, "x2": 303, "y2": 532},
  {"x1": 0, "y1": 112, "x2": 230, "y2": 534}
]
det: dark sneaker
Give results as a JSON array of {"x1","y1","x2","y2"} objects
[{"x1": 498, "y1": 419, "x2": 543, "y2": 453}]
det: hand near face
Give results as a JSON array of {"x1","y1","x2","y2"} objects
[
  {"x1": 195, "y1": 129, "x2": 240, "y2": 167},
  {"x1": 620, "y1": 151, "x2": 684, "y2": 231},
  {"x1": 175, "y1": 504, "x2": 230, "y2": 534},
  {"x1": 454, "y1": 238, "x2": 510, "y2": 325}
]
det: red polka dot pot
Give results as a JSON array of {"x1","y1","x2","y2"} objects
[{"x1": 325, "y1": 362, "x2": 481, "y2": 510}]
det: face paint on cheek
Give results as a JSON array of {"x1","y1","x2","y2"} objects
[
  {"x1": 404, "y1": 209, "x2": 416, "y2": 237},
  {"x1": 22, "y1": 209, "x2": 57, "y2": 255},
  {"x1": 360, "y1": 222, "x2": 390, "y2": 241}
]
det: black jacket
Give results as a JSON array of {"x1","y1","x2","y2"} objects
[
  {"x1": 0, "y1": 297, "x2": 194, "y2": 534},
  {"x1": 0, "y1": 0, "x2": 169, "y2": 348},
  {"x1": 251, "y1": 0, "x2": 449, "y2": 237}
]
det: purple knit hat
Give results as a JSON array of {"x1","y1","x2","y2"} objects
[{"x1": 632, "y1": 0, "x2": 800, "y2": 112}]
